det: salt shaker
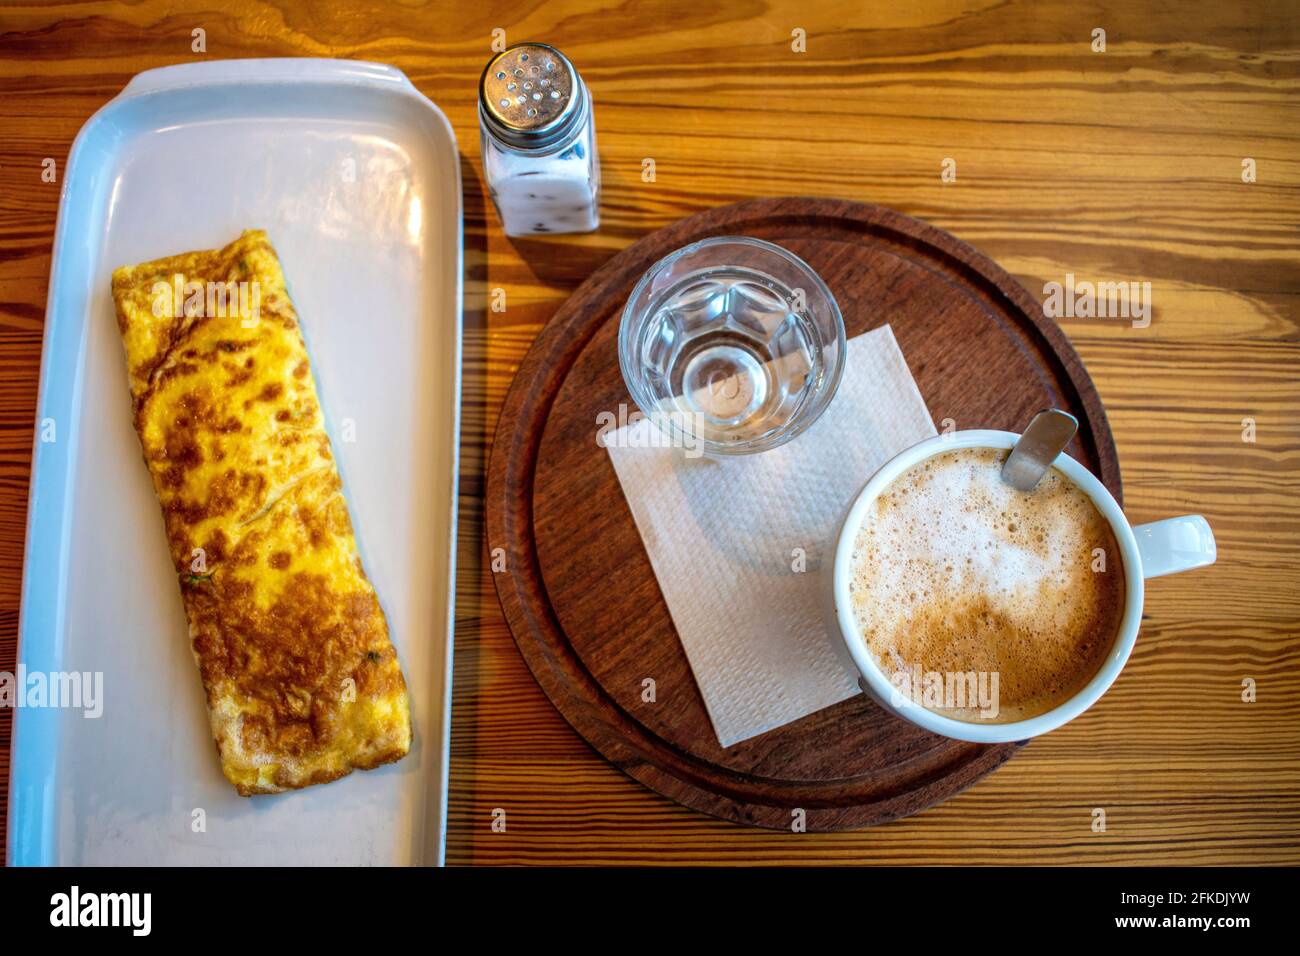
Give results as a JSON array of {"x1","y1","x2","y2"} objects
[{"x1": 478, "y1": 43, "x2": 600, "y2": 236}]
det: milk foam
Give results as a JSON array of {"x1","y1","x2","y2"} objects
[{"x1": 850, "y1": 447, "x2": 1124, "y2": 722}]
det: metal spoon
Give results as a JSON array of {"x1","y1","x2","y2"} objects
[{"x1": 1000, "y1": 408, "x2": 1079, "y2": 491}]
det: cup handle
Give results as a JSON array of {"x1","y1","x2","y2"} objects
[{"x1": 1132, "y1": 515, "x2": 1216, "y2": 579}]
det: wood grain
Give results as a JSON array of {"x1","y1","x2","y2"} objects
[
  {"x1": 487, "y1": 196, "x2": 1125, "y2": 830},
  {"x1": 1, "y1": 0, "x2": 1297, "y2": 864}
]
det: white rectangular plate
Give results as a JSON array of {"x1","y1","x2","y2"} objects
[{"x1": 7, "y1": 59, "x2": 462, "y2": 865}]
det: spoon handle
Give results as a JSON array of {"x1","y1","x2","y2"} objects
[{"x1": 1001, "y1": 408, "x2": 1079, "y2": 491}]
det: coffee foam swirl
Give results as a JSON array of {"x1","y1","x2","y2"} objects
[{"x1": 849, "y1": 446, "x2": 1125, "y2": 723}]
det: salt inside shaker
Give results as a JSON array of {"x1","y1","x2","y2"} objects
[{"x1": 478, "y1": 43, "x2": 600, "y2": 236}]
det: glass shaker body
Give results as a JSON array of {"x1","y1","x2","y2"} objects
[{"x1": 480, "y1": 97, "x2": 600, "y2": 236}]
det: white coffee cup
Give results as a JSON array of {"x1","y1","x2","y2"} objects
[{"x1": 829, "y1": 430, "x2": 1216, "y2": 743}]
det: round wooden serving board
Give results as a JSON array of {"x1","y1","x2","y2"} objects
[{"x1": 486, "y1": 197, "x2": 1120, "y2": 831}]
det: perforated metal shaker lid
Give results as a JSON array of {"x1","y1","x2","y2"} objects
[{"x1": 479, "y1": 43, "x2": 586, "y2": 150}]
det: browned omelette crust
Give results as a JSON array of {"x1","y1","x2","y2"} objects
[{"x1": 111, "y1": 230, "x2": 411, "y2": 795}]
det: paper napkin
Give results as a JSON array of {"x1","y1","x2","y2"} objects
[{"x1": 605, "y1": 325, "x2": 936, "y2": 747}]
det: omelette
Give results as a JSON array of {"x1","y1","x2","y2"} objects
[{"x1": 111, "y1": 230, "x2": 411, "y2": 795}]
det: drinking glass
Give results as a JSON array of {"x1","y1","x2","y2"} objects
[{"x1": 618, "y1": 236, "x2": 846, "y2": 456}]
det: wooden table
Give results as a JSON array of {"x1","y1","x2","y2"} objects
[{"x1": 1, "y1": 0, "x2": 1297, "y2": 865}]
